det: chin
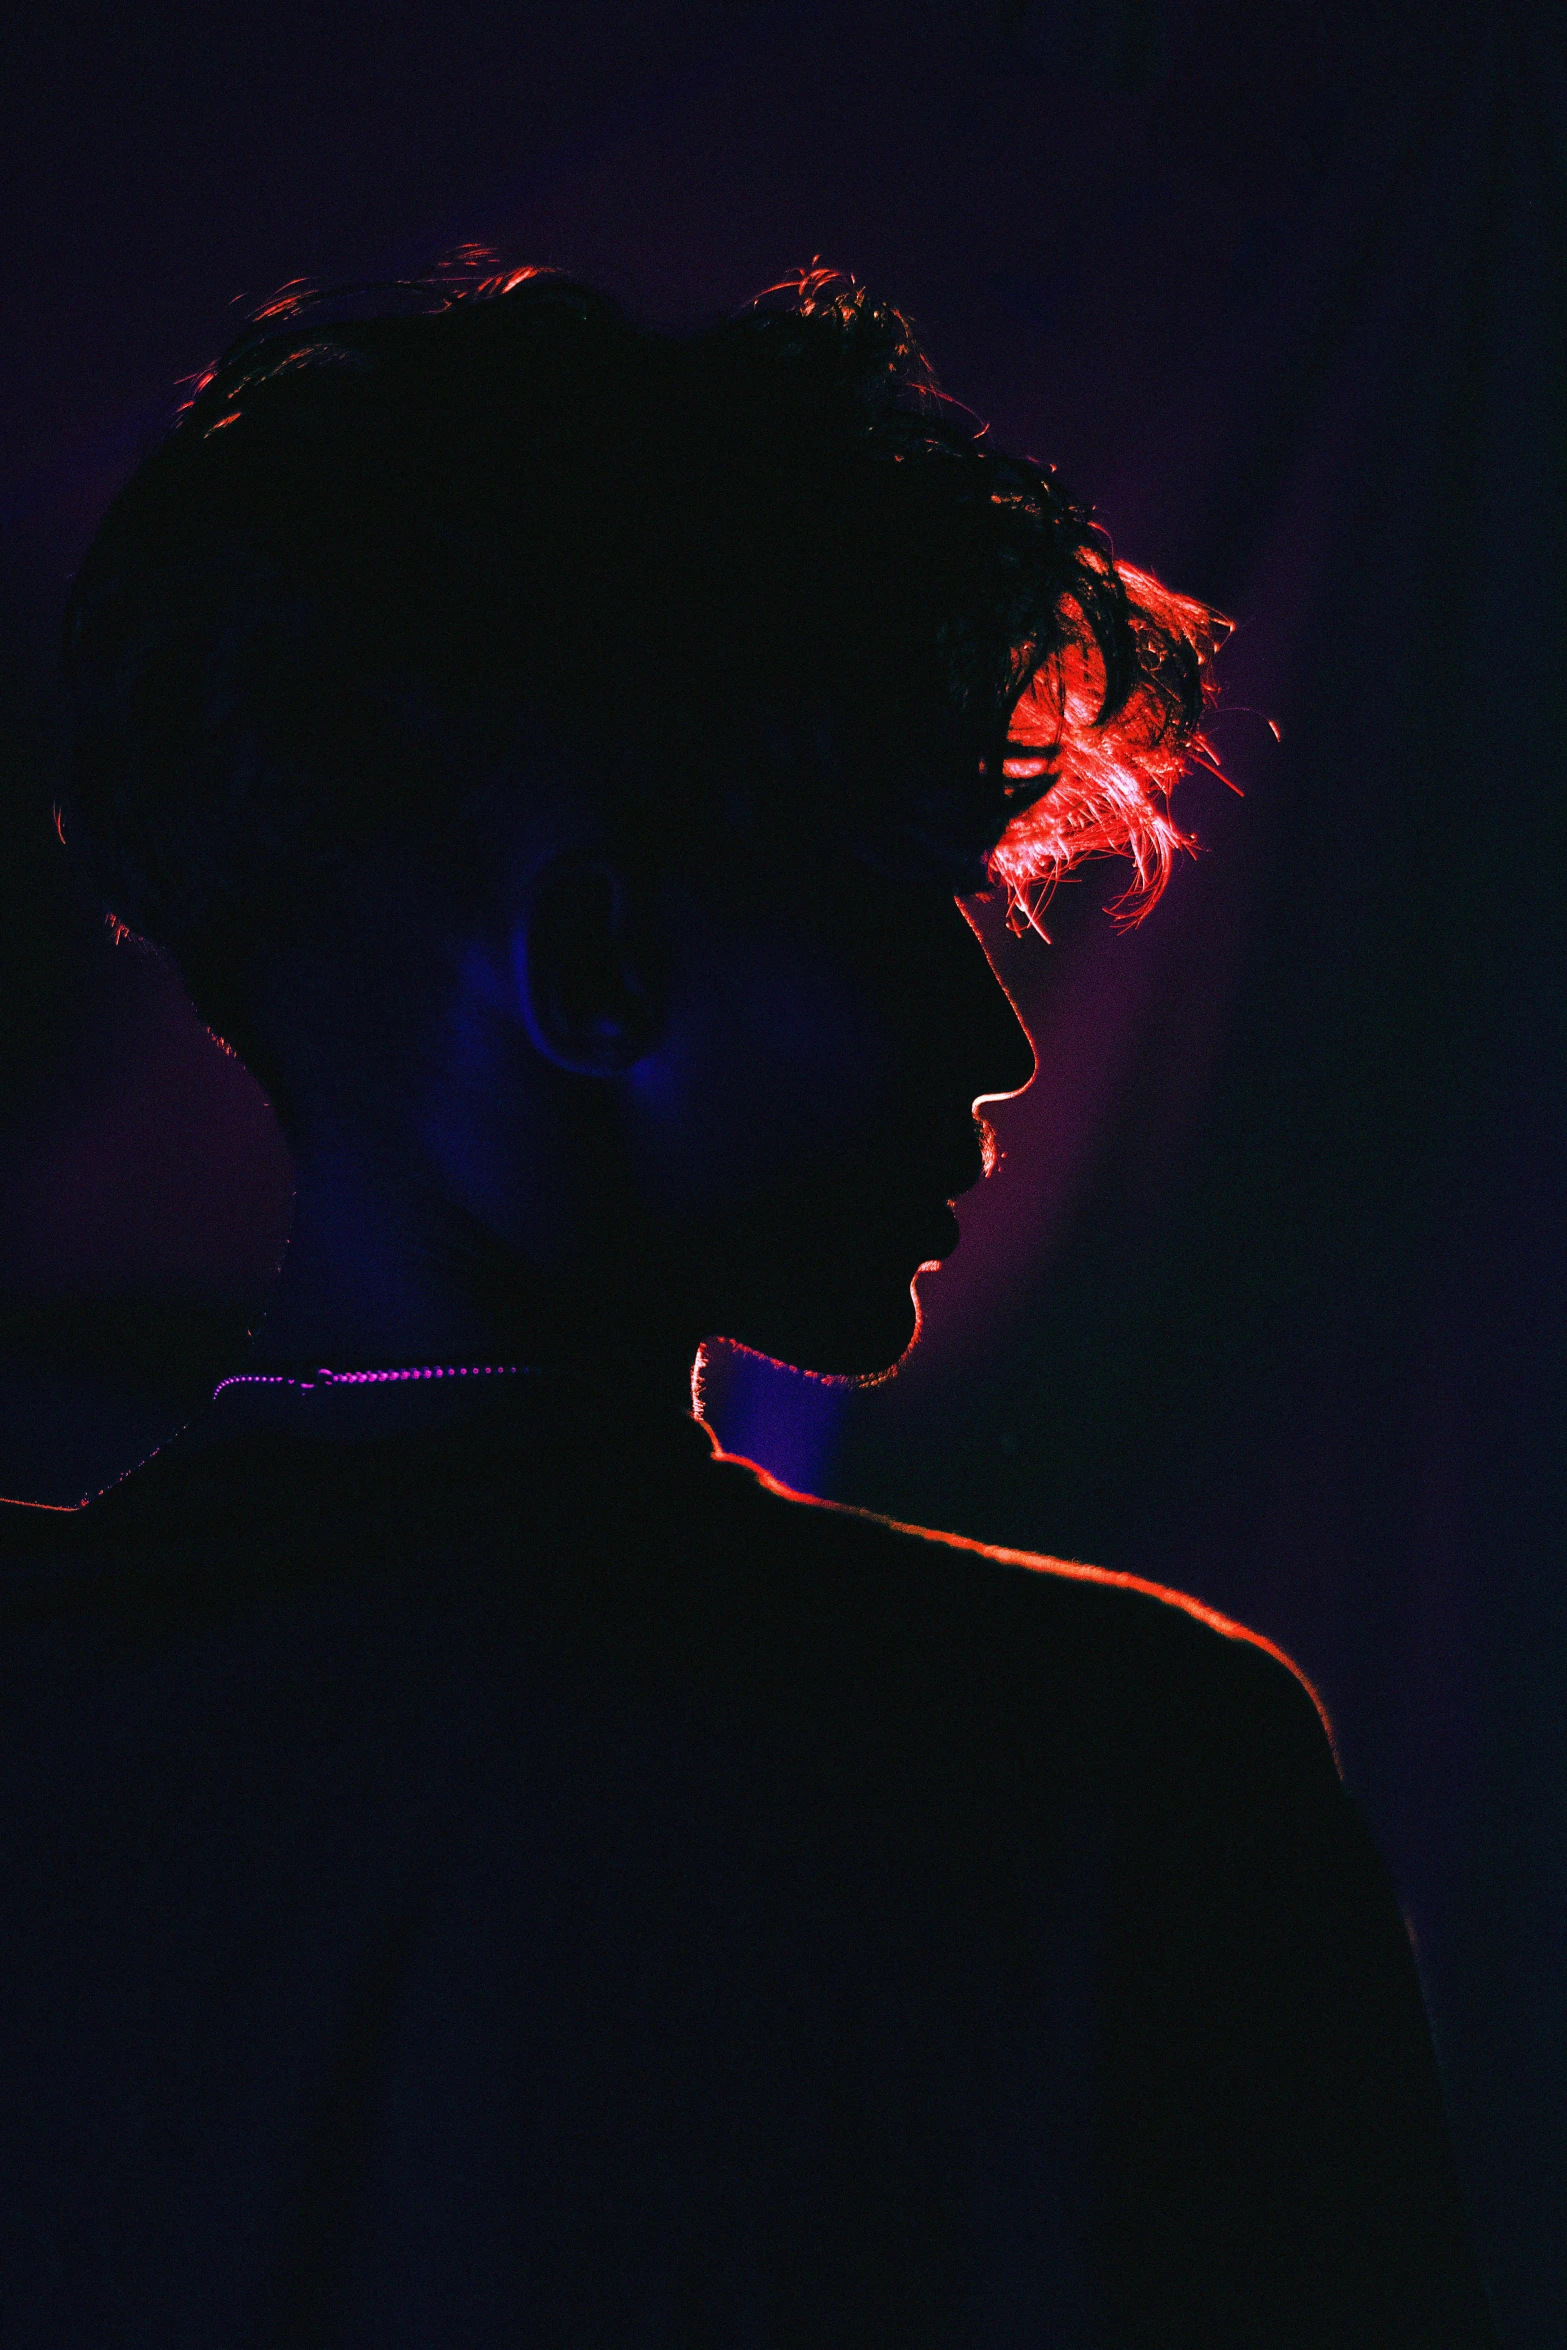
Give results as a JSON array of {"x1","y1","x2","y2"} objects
[{"x1": 728, "y1": 1270, "x2": 928, "y2": 1386}]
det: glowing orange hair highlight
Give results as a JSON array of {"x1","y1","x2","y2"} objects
[{"x1": 991, "y1": 562, "x2": 1232, "y2": 935}]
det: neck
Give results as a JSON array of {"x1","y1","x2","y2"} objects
[{"x1": 244, "y1": 1134, "x2": 702, "y2": 1418}]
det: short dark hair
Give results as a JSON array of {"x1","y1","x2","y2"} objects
[{"x1": 60, "y1": 257, "x2": 1224, "y2": 1080}]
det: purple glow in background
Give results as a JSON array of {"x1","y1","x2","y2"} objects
[{"x1": 0, "y1": 5, "x2": 1560, "y2": 2337}]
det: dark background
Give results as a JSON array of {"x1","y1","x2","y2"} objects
[{"x1": 2, "y1": 2, "x2": 1561, "y2": 2337}]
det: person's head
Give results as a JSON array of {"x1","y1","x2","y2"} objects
[{"x1": 59, "y1": 259, "x2": 1224, "y2": 1382}]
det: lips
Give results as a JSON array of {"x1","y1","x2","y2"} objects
[
  {"x1": 929, "y1": 1135, "x2": 988, "y2": 1203},
  {"x1": 913, "y1": 1199, "x2": 963, "y2": 1261}
]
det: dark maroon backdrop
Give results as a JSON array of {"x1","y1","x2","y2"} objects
[{"x1": 2, "y1": 4, "x2": 1561, "y2": 2338}]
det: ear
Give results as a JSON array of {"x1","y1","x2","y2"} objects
[{"x1": 516, "y1": 853, "x2": 664, "y2": 1076}]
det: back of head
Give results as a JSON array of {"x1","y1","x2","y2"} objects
[{"x1": 60, "y1": 257, "x2": 1222, "y2": 1115}]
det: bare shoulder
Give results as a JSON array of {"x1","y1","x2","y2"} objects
[{"x1": 704, "y1": 1447, "x2": 1338, "y2": 1776}]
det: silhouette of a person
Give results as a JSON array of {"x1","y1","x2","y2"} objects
[{"x1": 0, "y1": 265, "x2": 1493, "y2": 2342}]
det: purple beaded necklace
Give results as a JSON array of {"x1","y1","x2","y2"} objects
[{"x1": 212, "y1": 1363, "x2": 532, "y2": 1402}]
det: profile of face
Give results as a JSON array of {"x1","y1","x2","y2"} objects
[
  {"x1": 64, "y1": 269, "x2": 1218, "y2": 1403},
  {"x1": 455, "y1": 819, "x2": 1037, "y2": 1385}
]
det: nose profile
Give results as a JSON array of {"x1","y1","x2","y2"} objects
[
  {"x1": 980, "y1": 978, "x2": 1037, "y2": 1104},
  {"x1": 958, "y1": 916, "x2": 1037, "y2": 1106}
]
